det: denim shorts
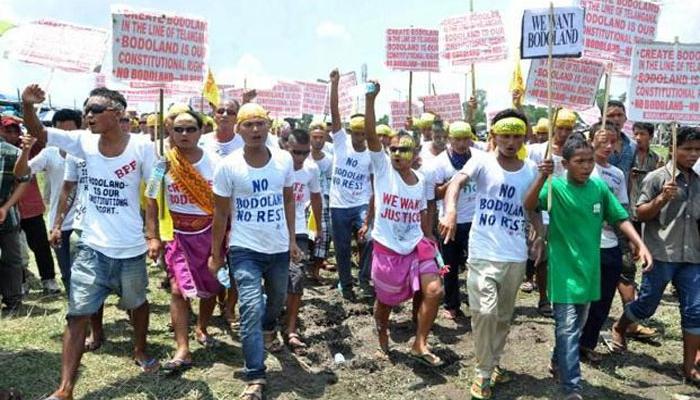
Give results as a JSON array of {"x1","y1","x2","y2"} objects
[{"x1": 67, "y1": 243, "x2": 148, "y2": 317}]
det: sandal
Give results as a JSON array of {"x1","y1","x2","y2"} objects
[
  {"x1": 626, "y1": 323, "x2": 658, "y2": 339},
  {"x1": 470, "y1": 376, "x2": 492, "y2": 399},
  {"x1": 537, "y1": 301, "x2": 553, "y2": 318},
  {"x1": 84, "y1": 334, "x2": 104, "y2": 352},
  {"x1": 683, "y1": 370, "x2": 700, "y2": 388},
  {"x1": 374, "y1": 346, "x2": 390, "y2": 361},
  {"x1": 490, "y1": 366, "x2": 512, "y2": 386},
  {"x1": 441, "y1": 308, "x2": 465, "y2": 321},
  {"x1": 161, "y1": 358, "x2": 193, "y2": 373},
  {"x1": 239, "y1": 379, "x2": 266, "y2": 400},
  {"x1": 287, "y1": 333, "x2": 308, "y2": 353},
  {"x1": 520, "y1": 281, "x2": 535, "y2": 293},
  {"x1": 134, "y1": 357, "x2": 160, "y2": 373},
  {"x1": 609, "y1": 324, "x2": 627, "y2": 353},
  {"x1": 409, "y1": 349, "x2": 443, "y2": 367},
  {"x1": 580, "y1": 346, "x2": 603, "y2": 363},
  {"x1": 196, "y1": 334, "x2": 221, "y2": 349},
  {"x1": 264, "y1": 331, "x2": 283, "y2": 353}
]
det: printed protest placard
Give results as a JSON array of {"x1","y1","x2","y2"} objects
[
  {"x1": 525, "y1": 58, "x2": 604, "y2": 111},
  {"x1": 386, "y1": 28, "x2": 440, "y2": 72},
  {"x1": 440, "y1": 11, "x2": 507, "y2": 65},
  {"x1": 628, "y1": 42, "x2": 700, "y2": 124},
  {"x1": 338, "y1": 71, "x2": 358, "y2": 119},
  {"x1": 297, "y1": 81, "x2": 329, "y2": 116},
  {"x1": 94, "y1": 73, "x2": 106, "y2": 88},
  {"x1": 419, "y1": 93, "x2": 464, "y2": 122},
  {"x1": 0, "y1": 19, "x2": 108, "y2": 73},
  {"x1": 112, "y1": 6, "x2": 208, "y2": 82},
  {"x1": 521, "y1": 7, "x2": 585, "y2": 59},
  {"x1": 580, "y1": 0, "x2": 660, "y2": 76},
  {"x1": 254, "y1": 82, "x2": 303, "y2": 118},
  {"x1": 390, "y1": 101, "x2": 421, "y2": 131}
]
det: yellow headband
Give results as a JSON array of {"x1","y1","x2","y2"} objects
[
  {"x1": 492, "y1": 117, "x2": 526, "y2": 135},
  {"x1": 376, "y1": 124, "x2": 396, "y2": 137},
  {"x1": 166, "y1": 103, "x2": 191, "y2": 120},
  {"x1": 173, "y1": 112, "x2": 198, "y2": 126},
  {"x1": 448, "y1": 121, "x2": 475, "y2": 139},
  {"x1": 349, "y1": 116, "x2": 365, "y2": 132},
  {"x1": 534, "y1": 118, "x2": 549, "y2": 133},
  {"x1": 237, "y1": 103, "x2": 269, "y2": 124},
  {"x1": 415, "y1": 112, "x2": 436, "y2": 129},
  {"x1": 555, "y1": 109, "x2": 576, "y2": 129},
  {"x1": 146, "y1": 113, "x2": 159, "y2": 127}
]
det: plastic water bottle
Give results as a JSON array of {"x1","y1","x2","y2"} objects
[
  {"x1": 365, "y1": 82, "x2": 377, "y2": 94},
  {"x1": 146, "y1": 159, "x2": 167, "y2": 198},
  {"x1": 334, "y1": 352, "x2": 346, "y2": 364}
]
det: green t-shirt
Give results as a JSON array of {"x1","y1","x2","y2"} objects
[{"x1": 538, "y1": 177, "x2": 628, "y2": 304}]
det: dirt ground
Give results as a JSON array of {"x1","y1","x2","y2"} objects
[{"x1": 1, "y1": 258, "x2": 700, "y2": 399}]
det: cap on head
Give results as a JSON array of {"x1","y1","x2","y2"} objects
[
  {"x1": 555, "y1": 109, "x2": 576, "y2": 129},
  {"x1": 0, "y1": 115, "x2": 22, "y2": 128},
  {"x1": 448, "y1": 121, "x2": 475, "y2": 139},
  {"x1": 415, "y1": 112, "x2": 436, "y2": 129},
  {"x1": 237, "y1": 103, "x2": 269, "y2": 124}
]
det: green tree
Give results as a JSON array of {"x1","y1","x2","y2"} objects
[{"x1": 378, "y1": 114, "x2": 389, "y2": 125}]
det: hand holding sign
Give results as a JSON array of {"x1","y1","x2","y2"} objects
[{"x1": 22, "y1": 84, "x2": 46, "y2": 105}]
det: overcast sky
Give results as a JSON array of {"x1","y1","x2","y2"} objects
[{"x1": 1, "y1": 0, "x2": 698, "y2": 117}]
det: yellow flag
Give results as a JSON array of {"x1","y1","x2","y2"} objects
[
  {"x1": 202, "y1": 68, "x2": 220, "y2": 107},
  {"x1": 510, "y1": 57, "x2": 525, "y2": 108}
]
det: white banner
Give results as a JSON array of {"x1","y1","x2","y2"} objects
[
  {"x1": 111, "y1": 6, "x2": 208, "y2": 82},
  {"x1": 628, "y1": 42, "x2": 700, "y2": 124},
  {"x1": 525, "y1": 58, "x2": 604, "y2": 111},
  {"x1": 386, "y1": 28, "x2": 440, "y2": 72},
  {"x1": 419, "y1": 93, "x2": 464, "y2": 122},
  {"x1": 0, "y1": 19, "x2": 108, "y2": 73},
  {"x1": 520, "y1": 7, "x2": 585, "y2": 59},
  {"x1": 440, "y1": 11, "x2": 507, "y2": 65}
]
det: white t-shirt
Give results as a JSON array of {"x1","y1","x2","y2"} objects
[
  {"x1": 419, "y1": 142, "x2": 441, "y2": 165},
  {"x1": 693, "y1": 159, "x2": 700, "y2": 175},
  {"x1": 591, "y1": 163, "x2": 628, "y2": 248},
  {"x1": 323, "y1": 142, "x2": 334, "y2": 156},
  {"x1": 293, "y1": 158, "x2": 321, "y2": 235},
  {"x1": 370, "y1": 151, "x2": 429, "y2": 255},
  {"x1": 328, "y1": 129, "x2": 372, "y2": 208},
  {"x1": 63, "y1": 155, "x2": 88, "y2": 231},
  {"x1": 160, "y1": 150, "x2": 218, "y2": 220},
  {"x1": 199, "y1": 132, "x2": 274, "y2": 157},
  {"x1": 28, "y1": 146, "x2": 76, "y2": 231},
  {"x1": 311, "y1": 152, "x2": 333, "y2": 197},
  {"x1": 430, "y1": 148, "x2": 480, "y2": 224},
  {"x1": 47, "y1": 128, "x2": 156, "y2": 258},
  {"x1": 472, "y1": 141, "x2": 489, "y2": 151},
  {"x1": 460, "y1": 153, "x2": 538, "y2": 262},
  {"x1": 213, "y1": 148, "x2": 294, "y2": 254}
]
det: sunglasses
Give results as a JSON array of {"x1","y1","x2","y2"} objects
[
  {"x1": 84, "y1": 104, "x2": 114, "y2": 116},
  {"x1": 389, "y1": 146, "x2": 413, "y2": 153},
  {"x1": 215, "y1": 108, "x2": 237, "y2": 116},
  {"x1": 119, "y1": 118, "x2": 131, "y2": 123},
  {"x1": 291, "y1": 149, "x2": 310, "y2": 156},
  {"x1": 173, "y1": 126, "x2": 199, "y2": 134}
]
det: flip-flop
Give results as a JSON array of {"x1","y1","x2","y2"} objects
[
  {"x1": 409, "y1": 350, "x2": 442, "y2": 367},
  {"x1": 84, "y1": 335, "x2": 104, "y2": 352},
  {"x1": 287, "y1": 333, "x2": 308, "y2": 353},
  {"x1": 134, "y1": 357, "x2": 160, "y2": 373},
  {"x1": 264, "y1": 332, "x2": 283, "y2": 353},
  {"x1": 239, "y1": 379, "x2": 265, "y2": 400},
  {"x1": 162, "y1": 358, "x2": 193, "y2": 374}
]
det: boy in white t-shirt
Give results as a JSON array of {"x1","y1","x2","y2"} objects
[
  {"x1": 366, "y1": 82, "x2": 444, "y2": 364},
  {"x1": 440, "y1": 109, "x2": 545, "y2": 400},
  {"x1": 328, "y1": 69, "x2": 373, "y2": 301},
  {"x1": 209, "y1": 103, "x2": 301, "y2": 400},
  {"x1": 285, "y1": 129, "x2": 323, "y2": 352},
  {"x1": 21, "y1": 84, "x2": 161, "y2": 400},
  {"x1": 429, "y1": 120, "x2": 480, "y2": 321}
]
